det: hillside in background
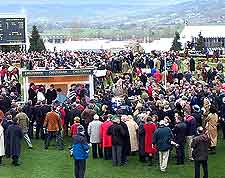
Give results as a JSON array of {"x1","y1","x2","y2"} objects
[{"x1": 1, "y1": 0, "x2": 225, "y2": 39}]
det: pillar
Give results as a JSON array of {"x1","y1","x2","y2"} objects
[
  {"x1": 89, "y1": 74, "x2": 94, "y2": 99},
  {"x1": 23, "y1": 76, "x2": 29, "y2": 102}
]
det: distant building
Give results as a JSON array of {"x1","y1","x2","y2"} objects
[
  {"x1": 40, "y1": 30, "x2": 72, "y2": 44},
  {"x1": 180, "y1": 26, "x2": 225, "y2": 50}
]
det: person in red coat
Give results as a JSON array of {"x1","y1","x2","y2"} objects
[
  {"x1": 71, "y1": 117, "x2": 81, "y2": 137},
  {"x1": 100, "y1": 116, "x2": 113, "y2": 160},
  {"x1": 144, "y1": 116, "x2": 157, "y2": 166},
  {"x1": 153, "y1": 70, "x2": 162, "y2": 83}
]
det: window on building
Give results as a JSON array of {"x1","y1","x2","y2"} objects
[
  {"x1": 48, "y1": 39, "x2": 53, "y2": 43},
  {"x1": 55, "y1": 39, "x2": 61, "y2": 43}
]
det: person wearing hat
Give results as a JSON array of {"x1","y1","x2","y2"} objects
[
  {"x1": 191, "y1": 127, "x2": 210, "y2": 178},
  {"x1": 152, "y1": 120, "x2": 173, "y2": 172},
  {"x1": 192, "y1": 105, "x2": 202, "y2": 127},
  {"x1": 120, "y1": 115, "x2": 131, "y2": 166},
  {"x1": 107, "y1": 115, "x2": 125, "y2": 166},
  {"x1": 72, "y1": 125, "x2": 90, "y2": 178},
  {"x1": 5, "y1": 116, "x2": 23, "y2": 166},
  {"x1": 88, "y1": 114, "x2": 103, "y2": 159}
]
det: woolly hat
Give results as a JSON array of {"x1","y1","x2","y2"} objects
[
  {"x1": 192, "y1": 105, "x2": 201, "y2": 113},
  {"x1": 111, "y1": 115, "x2": 120, "y2": 123},
  {"x1": 93, "y1": 114, "x2": 100, "y2": 120},
  {"x1": 77, "y1": 125, "x2": 85, "y2": 134}
]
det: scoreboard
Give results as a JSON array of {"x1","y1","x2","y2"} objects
[{"x1": 0, "y1": 16, "x2": 26, "y2": 45}]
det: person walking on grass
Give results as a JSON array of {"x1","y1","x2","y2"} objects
[
  {"x1": 72, "y1": 125, "x2": 90, "y2": 178},
  {"x1": 44, "y1": 107, "x2": 63, "y2": 150},
  {"x1": 191, "y1": 127, "x2": 210, "y2": 178},
  {"x1": 16, "y1": 106, "x2": 33, "y2": 149},
  {"x1": 153, "y1": 120, "x2": 173, "y2": 173},
  {"x1": 6, "y1": 117, "x2": 23, "y2": 166},
  {"x1": 88, "y1": 114, "x2": 103, "y2": 159},
  {"x1": 173, "y1": 113, "x2": 187, "y2": 165},
  {"x1": 107, "y1": 115, "x2": 125, "y2": 166}
]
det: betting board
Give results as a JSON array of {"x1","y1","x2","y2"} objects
[{"x1": 0, "y1": 16, "x2": 27, "y2": 45}]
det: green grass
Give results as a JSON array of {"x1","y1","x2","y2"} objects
[{"x1": 1, "y1": 135, "x2": 225, "y2": 178}]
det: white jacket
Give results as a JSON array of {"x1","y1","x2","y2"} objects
[
  {"x1": 0, "y1": 125, "x2": 5, "y2": 156},
  {"x1": 88, "y1": 120, "x2": 102, "y2": 143},
  {"x1": 37, "y1": 91, "x2": 46, "y2": 102}
]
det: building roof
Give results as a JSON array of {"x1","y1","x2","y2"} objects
[{"x1": 180, "y1": 25, "x2": 225, "y2": 42}]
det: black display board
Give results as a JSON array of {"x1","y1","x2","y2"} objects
[{"x1": 0, "y1": 18, "x2": 26, "y2": 44}]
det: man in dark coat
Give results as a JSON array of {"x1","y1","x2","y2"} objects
[
  {"x1": 28, "y1": 83, "x2": 37, "y2": 106},
  {"x1": 68, "y1": 104, "x2": 82, "y2": 126},
  {"x1": 190, "y1": 57, "x2": 195, "y2": 73},
  {"x1": 6, "y1": 117, "x2": 23, "y2": 166},
  {"x1": 45, "y1": 84, "x2": 57, "y2": 104},
  {"x1": 153, "y1": 120, "x2": 173, "y2": 172},
  {"x1": 138, "y1": 118, "x2": 146, "y2": 162},
  {"x1": 192, "y1": 105, "x2": 202, "y2": 127},
  {"x1": 191, "y1": 127, "x2": 210, "y2": 178},
  {"x1": 81, "y1": 106, "x2": 96, "y2": 142},
  {"x1": 34, "y1": 102, "x2": 44, "y2": 139},
  {"x1": 0, "y1": 95, "x2": 11, "y2": 114},
  {"x1": 120, "y1": 115, "x2": 131, "y2": 166},
  {"x1": 107, "y1": 116, "x2": 125, "y2": 166},
  {"x1": 173, "y1": 113, "x2": 187, "y2": 165},
  {"x1": 40, "y1": 101, "x2": 51, "y2": 139},
  {"x1": 23, "y1": 100, "x2": 34, "y2": 138}
]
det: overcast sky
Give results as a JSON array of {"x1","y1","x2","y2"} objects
[{"x1": 2, "y1": 0, "x2": 190, "y2": 5}]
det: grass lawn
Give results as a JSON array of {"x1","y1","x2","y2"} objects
[{"x1": 0, "y1": 135, "x2": 225, "y2": 178}]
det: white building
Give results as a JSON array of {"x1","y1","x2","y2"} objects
[{"x1": 180, "y1": 26, "x2": 225, "y2": 50}]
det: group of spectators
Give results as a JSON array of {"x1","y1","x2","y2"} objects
[{"x1": 0, "y1": 49, "x2": 225, "y2": 178}]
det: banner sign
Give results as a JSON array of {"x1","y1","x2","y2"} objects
[{"x1": 22, "y1": 68, "x2": 94, "y2": 77}]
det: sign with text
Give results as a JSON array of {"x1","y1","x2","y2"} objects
[
  {"x1": 0, "y1": 17, "x2": 26, "y2": 44},
  {"x1": 22, "y1": 69, "x2": 95, "y2": 77}
]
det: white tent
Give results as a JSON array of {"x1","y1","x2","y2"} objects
[
  {"x1": 45, "y1": 40, "x2": 130, "y2": 51},
  {"x1": 140, "y1": 38, "x2": 173, "y2": 53}
]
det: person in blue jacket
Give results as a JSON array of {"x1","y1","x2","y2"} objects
[{"x1": 72, "y1": 125, "x2": 90, "y2": 178}]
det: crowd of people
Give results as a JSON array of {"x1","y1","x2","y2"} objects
[{"x1": 0, "y1": 49, "x2": 225, "y2": 178}]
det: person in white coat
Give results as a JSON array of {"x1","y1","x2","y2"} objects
[
  {"x1": 125, "y1": 115, "x2": 139, "y2": 153},
  {"x1": 0, "y1": 116, "x2": 5, "y2": 165},
  {"x1": 88, "y1": 114, "x2": 103, "y2": 159}
]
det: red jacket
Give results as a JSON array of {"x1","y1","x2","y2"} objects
[
  {"x1": 153, "y1": 71, "x2": 162, "y2": 83},
  {"x1": 71, "y1": 123, "x2": 80, "y2": 137},
  {"x1": 100, "y1": 120, "x2": 113, "y2": 148},
  {"x1": 144, "y1": 122, "x2": 157, "y2": 154}
]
